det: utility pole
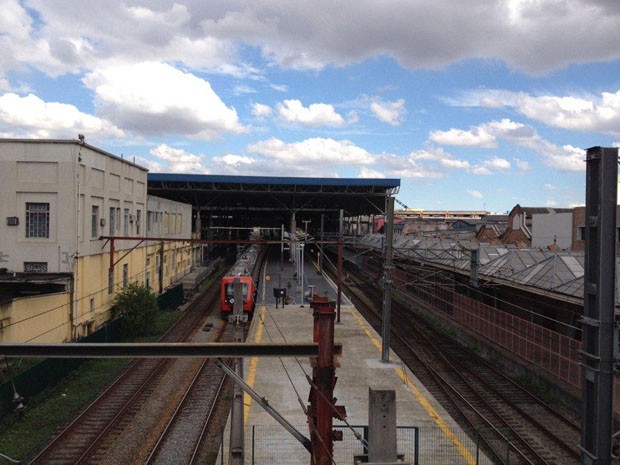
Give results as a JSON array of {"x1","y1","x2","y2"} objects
[
  {"x1": 581, "y1": 146, "x2": 618, "y2": 465},
  {"x1": 381, "y1": 196, "x2": 394, "y2": 363}
]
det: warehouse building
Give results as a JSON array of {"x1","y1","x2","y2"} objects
[{"x1": 0, "y1": 139, "x2": 195, "y2": 343}]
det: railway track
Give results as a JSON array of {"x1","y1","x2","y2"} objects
[
  {"x1": 28, "y1": 269, "x2": 225, "y2": 465},
  {"x1": 143, "y1": 326, "x2": 231, "y2": 465},
  {"x1": 323, "y1": 250, "x2": 581, "y2": 465}
]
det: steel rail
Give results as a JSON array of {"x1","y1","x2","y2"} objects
[{"x1": 28, "y1": 267, "x2": 226, "y2": 465}]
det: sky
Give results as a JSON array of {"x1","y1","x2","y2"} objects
[{"x1": 1, "y1": 1, "x2": 620, "y2": 213}]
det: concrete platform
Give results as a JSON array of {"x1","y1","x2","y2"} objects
[{"x1": 219, "y1": 253, "x2": 489, "y2": 465}]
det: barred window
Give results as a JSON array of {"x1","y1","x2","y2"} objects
[
  {"x1": 91, "y1": 205, "x2": 99, "y2": 238},
  {"x1": 25, "y1": 203, "x2": 50, "y2": 238},
  {"x1": 124, "y1": 208, "x2": 130, "y2": 236},
  {"x1": 24, "y1": 262, "x2": 48, "y2": 272},
  {"x1": 109, "y1": 207, "x2": 116, "y2": 235}
]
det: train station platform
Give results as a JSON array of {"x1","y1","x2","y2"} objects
[{"x1": 219, "y1": 252, "x2": 486, "y2": 465}]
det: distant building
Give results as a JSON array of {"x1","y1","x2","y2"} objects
[
  {"x1": 0, "y1": 139, "x2": 195, "y2": 342},
  {"x1": 475, "y1": 214, "x2": 509, "y2": 243},
  {"x1": 500, "y1": 205, "x2": 572, "y2": 247},
  {"x1": 571, "y1": 205, "x2": 620, "y2": 253}
]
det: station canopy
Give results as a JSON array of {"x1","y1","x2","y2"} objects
[{"x1": 147, "y1": 174, "x2": 400, "y2": 229}]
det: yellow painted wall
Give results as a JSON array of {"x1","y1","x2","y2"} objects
[
  {"x1": 0, "y1": 293, "x2": 71, "y2": 343},
  {"x1": 0, "y1": 242, "x2": 194, "y2": 343}
]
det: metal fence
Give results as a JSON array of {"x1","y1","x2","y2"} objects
[
  {"x1": 218, "y1": 425, "x2": 514, "y2": 465},
  {"x1": 450, "y1": 292, "x2": 582, "y2": 389}
]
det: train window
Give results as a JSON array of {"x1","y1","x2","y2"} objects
[{"x1": 225, "y1": 283, "x2": 249, "y2": 299}]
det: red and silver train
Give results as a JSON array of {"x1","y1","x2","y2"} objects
[{"x1": 220, "y1": 245, "x2": 259, "y2": 318}]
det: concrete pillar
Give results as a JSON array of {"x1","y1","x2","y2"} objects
[{"x1": 368, "y1": 388, "x2": 397, "y2": 463}]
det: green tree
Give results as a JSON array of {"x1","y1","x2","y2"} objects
[{"x1": 113, "y1": 283, "x2": 159, "y2": 338}]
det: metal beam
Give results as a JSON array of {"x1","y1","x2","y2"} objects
[
  {"x1": 381, "y1": 196, "x2": 394, "y2": 363},
  {"x1": 581, "y1": 146, "x2": 618, "y2": 465},
  {"x1": 0, "y1": 343, "x2": 342, "y2": 358},
  {"x1": 215, "y1": 359, "x2": 312, "y2": 453}
]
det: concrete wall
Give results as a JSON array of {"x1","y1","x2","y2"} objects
[{"x1": 531, "y1": 212, "x2": 573, "y2": 249}]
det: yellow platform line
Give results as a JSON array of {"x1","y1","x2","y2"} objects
[
  {"x1": 348, "y1": 308, "x2": 476, "y2": 465},
  {"x1": 244, "y1": 260, "x2": 269, "y2": 422}
]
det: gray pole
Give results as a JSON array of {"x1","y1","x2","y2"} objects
[
  {"x1": 581, "y1": 146, "x2": 618, "y2": 465},
  {"x1": 319, "y1": 213, "x2": 324, "y2": 274},
  {"x1": 381, "y1": 196, "x2": 394, "y2": 363}
]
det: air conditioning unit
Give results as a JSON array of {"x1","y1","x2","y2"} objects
[
  {"x1": 129, "y1": 214, "x2": 135, "y2": 222},
  {"x1": 100, "y1": 218, "x2": 106, "y2": 227},
  {"x1": 6, "y1": 217, "x2": 18, "y2": 226}
]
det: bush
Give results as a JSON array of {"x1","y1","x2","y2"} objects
[{"x1": 114, "y1": 283, "x2": 159, "y2": 337}]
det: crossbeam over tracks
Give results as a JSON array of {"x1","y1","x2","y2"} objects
[{"x1": 0, "y1": 343, "x2": 343, "y2": 358}]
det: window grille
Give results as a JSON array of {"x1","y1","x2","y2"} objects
[
  {"x1": 24, "y1": 262, "x2": 48, "y2": 272},
  {"x1": 124, "y1": 208, "x2": 130, "y2": 236},
  {"x1": 25, "y1": 202, "x2": 50, "y2": 238},
  {"x1": 91, "y1": 205, "x2": 99, "y2": 238},
  {"x1": 109, "y1": 207, "x2": 116, "y2": 235},
  {"x1": 136, "y1": 210, "x2": 142, "y2": 235}
]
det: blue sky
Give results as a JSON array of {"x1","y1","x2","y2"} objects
[{"x1": 1, "y1": 1, "x2": 620, "y2": 213}]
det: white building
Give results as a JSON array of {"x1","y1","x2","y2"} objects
[{"x1": 0, "y1": 139, "x2": 195, "y2": 342}]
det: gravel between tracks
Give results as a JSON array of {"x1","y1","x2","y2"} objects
[{"x1": 97, "y1": 312, "x2": 224, "y2": 465}]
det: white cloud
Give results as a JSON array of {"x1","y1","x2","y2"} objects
[
  {"x1": 546, "y1": 199, "x2": 558, "y2": 207},
  {"x1": 270, "y1": 83, "x2": 288, "y2": 93},
  {"x1": 82, "y1": 61, "x2": 246, "y2": 139},
  {"x1": 544, "y1": 183, "x2": 558, "y2": 190},
  {"x1": 467, "y1": 189, "x2": 483, "y2": 199},
  {"x1": 451, "y1": 88, "x2": 620, "y2": 136},
  {"x1": 429, "y1": 126, "x2": 496, "y2": 148},
  {"x1": 515, "y1": 91, "x2": 620, "y2": 136},
  {"x1": 248, "y1": 137, "x2": 374, "y2": 165},
  {"x1": 0, "y1": 92, "x2": 124, "y2": 139},
  {"x1": 233, "y1": 84, "x2": 257, "y2": 95},
  {"x1": 439, "y1": 158, "x2": 471, "y2": 169},
  {"x1": 147, "y1": 144, "x2": 209, "y2": 173},
  {"x1": 212, "y1": 153, "x2": 256, "y2": 167},
  {"x1": 3, "y1": 0, "x2": 620, "y2": 82},
  {"x1": 358, "y1": 167, "x2": 386, "y2": 178},
  {"x1": 430, "y1": 118, "x2": 586, "y2": 172},
  {"x1": 276, "y1": 99, "x2": 345, "y2": 127},
  {"x1": 483, "y1": 157, "x2": 511, "y2": 170},
  {"x1": 514, "y1": 158, "x2": 530, "y2": 171},
  {"x1": 370, "y1": 99, "x2": 405, "y2": 125},
  {"x1": 470, "y1": 166, "x2": 493, "y2": 175},
  {"x1": 251, "y1": 103, "x2": 273, "y2": 118}
]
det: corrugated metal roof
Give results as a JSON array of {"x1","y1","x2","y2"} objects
[
  {"x1": 358, "y1": 234, "x2": 587, "y2": 300},
  {"x1": 148, "y1": 173, "x2": 400, "y2": 188}
]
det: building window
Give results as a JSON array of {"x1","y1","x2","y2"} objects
[
  {"x1": 90, "y1": 298, "x2": 95, "y2": 313},
  {"x1": 24, "y1": 262, "x2": 48, "y2": 272},
  {"x1": 136, "y1": 209, "x2": 142, "y2": 235},
  {"x1": 108, "y1": 271, "x2": 114, "y2": 294},
  {"x1": 123, "y1": 263, "x2": 128, "y2": 288},
  {"x1": 91, "y1": 205, "x2": 99, "y2": 238},
  {"x1": 25, "y1": 202, "x2": 50, "y2": 238},
  {"x1": 124, "y1": 208, "x2": 130, "y2": 236},
  {"x1": 147, "y1": 211, "x2": 152, "y2": 233},
  {"x1": 116, "y1": 208, "x2": 121, "y2": 232},
  {"x1": 109, "y1": 207, "x2": 116, "y2": 235},
  {"x1": 578, "y1": 226, "x2": 586, "y2": 241}
]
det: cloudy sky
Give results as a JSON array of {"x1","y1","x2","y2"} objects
[{"x1": 1, "y1": 0, "x2": 619, "y2": 212}]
